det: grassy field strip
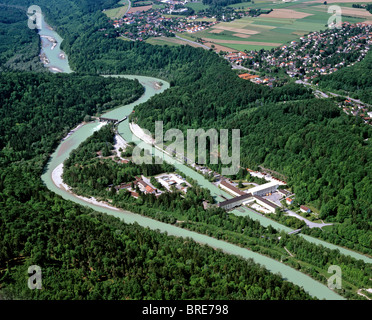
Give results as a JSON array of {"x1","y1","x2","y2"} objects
[
  {"x1": 146, "y1": 36, "x2": 203, "y2": 48},
  {"x1": 103, "y1": 0, "x2": 129, "y2": 19}
]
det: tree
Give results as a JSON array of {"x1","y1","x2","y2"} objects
[{"x1": 238, "y1": 180, "x2": 243, "y2": 188}]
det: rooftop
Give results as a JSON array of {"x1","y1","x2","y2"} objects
[
  {"x1": 218, "y1": 193, "x2": 252, "y2": 208},
  {"x1": 220, "y1": 180, "x2": 246, "y2": 196}
]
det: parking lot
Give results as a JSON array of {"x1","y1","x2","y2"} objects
[{"x1": 262, "y1": 191, "x2": 284, "y2": 207}]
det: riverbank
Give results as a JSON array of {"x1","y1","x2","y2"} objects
[
  {"x1": 38, "y1": 14, "x2": 72, "y2": 73},
  {"x1": 41, "y1": 74, "x2": 349, "y2": 300},
  {"x1": 52, "y1": 163, "x2": 120, "y2": 211},
  {"x1": 114, "y1": 133, "x2": 129, "y2": 157},
  {"x1": 127, "y1": 119, "x2": 372, "y2": 264},
  {"x1": 46, "y1": 136, "x2": 344, "y2": 300}
]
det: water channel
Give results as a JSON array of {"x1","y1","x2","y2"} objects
[{"x1": 38, "y1": 15, "x2": 369, "y2": 300}]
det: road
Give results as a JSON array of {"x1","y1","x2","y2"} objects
[
  {"x1": 175, "y1": 35, "x2": 210, "y2": 50},
  {"x1": 328, "y1": 91, "x2": 372, "y2": 107},
  {"x1": 285, "y1": 209, "x2": 333, "y2": 229},
  {"x1": 295, "y1": 80, "x2": 372, "y2": 106},
  {"x1": 125, "y1": 0, "x2": 131, "y2": 15},
  {"x1": 231, "y1": 63, "x2": 257, "y2": 73}
]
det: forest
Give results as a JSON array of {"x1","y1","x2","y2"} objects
[
  {"x1": 0, "y1": 73, "x2": 314, "y2": 300},
  {"x1": 0, "y1": 5, "x2": 45, "y2": 72},
  {"x1": 0, "y1": 0, "x2": 371, "y2": 300},
  {"x1": 226, "y1": 99, "x2": 371, "y2": 253},
  {"x1": 317, "y1": 51, "x2": 372, "y2": 104},
  {"x1": 202, "y1": 0, "x2": 251, "y2": 7},
  {"x1": 60, "y1": 124, "x2": 371, "y2": 299},
  {"x1": 132, "y1": 89, "x2": 371, "y2": 253},
  {"x1": 0, "y1": 72, "x2": 144, "y2": 165}
]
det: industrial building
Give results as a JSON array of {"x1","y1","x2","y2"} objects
[
  {"x1": 249, "y1": 181, "x2": 280, "y2": 196},
  {"x1": 218, "y1": 193, "x2": 252, "y2": 210},
  {"x1": 217, "y1": 180, "x2": 281, "y2": 212},
  {"x1": 252, "y1": 195, "x2": 279, "y2": 213},
  {"x1": 219, "y1": 180, "x2": 246, "y2": 197}
]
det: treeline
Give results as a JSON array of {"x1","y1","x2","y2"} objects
[
  {"x1": 0, "y1": 205, "x2": 313, "y2": 300},
  {"x1": 202, "y1": 0, "x2": 251, "y2": 7},
  {"x1": 352, "y1": 4, "x2": 372, "y2": 14},
  {"x1": 317, "y1": 51, "x2": 372, "y2": 104}
]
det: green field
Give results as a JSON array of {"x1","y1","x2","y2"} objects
[
  {"x1": 185, "y1": 0, "x2": 371, "y2": 51},
  {"x1": 152, "y1": 3, "x2": 166, "y2": 9},
  {"x1": 216, "y1": 43, "x2": 278, "y2": 51},
  {"x1": 185, "y1": 2, "x2": 210, "y2": 12},
  {"x1": 145, "y1": 37, "x2": 183, "y2": 46},
  {"x1": 115, "y1": 0, "x2": 371, "y2": 51},
  {"x1": 145, "y1": 36, "x2": 204, "y2": 48},
  {"x1": 103, "y1": 0, "x2": 129, "y2": 19}
]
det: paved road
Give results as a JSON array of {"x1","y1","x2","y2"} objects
[
  {"x1": 231, "y1": 63, "x2": 257, "y2": 73},
  {"x1": 125, "y1": 0, "x2": 131, "y2": 15},
  {"x1": 315, "y1": 90, "x2": 329, "y2": 98},
  {"x1": 295, "y1": 80, "x2": 371, "y2": 106},
  {"x1": 285, "y1": 209, "x2": 333, "y2": 229},
  {"x1": 175, "y1": 35, "x2": 210, "y2": 50},
  {"x1": 328, "y1": 91, "x2": 372, "y2": 107}
]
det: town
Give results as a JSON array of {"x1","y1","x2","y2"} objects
[
  {"x1": 235, "y1": 22, "x2": 372, "y2": 82},
  {"x1": 109, "y1": 0, "x2": 270, "y2": 41},
  {"x1": 338, "y1": 98, "x2": 372, "y2": 126}
]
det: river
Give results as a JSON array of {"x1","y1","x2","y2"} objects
[
  {"x1": 38, "y1": 14, "x2": 72, "y2": 73},
  {"x1": 38, "y1": 17, "x2": 369, "y2": 300}
]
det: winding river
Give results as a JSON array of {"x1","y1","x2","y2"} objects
[
  {"x1": 38, "y1": 15, "x2": 72, "y2": 73},
  {"x1": 39, "y1": 17, "x2": 370, "y2": 300}
]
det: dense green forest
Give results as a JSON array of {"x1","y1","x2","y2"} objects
[
  {"x1": 133, "y1": 92, "x2": 371, "y2": 254},
  {"x1": 0, "y1": 74, "x2": 314, "y2": 300},
  {"x1": 202, "y1": 0, "x2": 250, "y2": 7},
  {"x1": 60, "y1": 125, "x2": 371, "y2": 299},
  {"x1": 0, "y1": 0, "x2": 371, "y2": 300},
  {"x1": 226, "y1": 99, "x2": 371, "y2": 253},
  {"x1": 0, "y1": 72, "x2": 143, "y2": 165},
  {"x1": 1, "y1": 207, "x2": 313, "y2": 300},
  {"x1": 0, "y1": 5, "x2": 44, "y2": 72},
  {"x1": 317, "y1": 51, "x2": 372, "y2": 104}
]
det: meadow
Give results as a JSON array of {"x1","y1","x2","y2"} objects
[
  {"x1": 185, "y1": 1, "x2": 210, "y2": 12},
  {"x1": 145, "y1": 36, "x2": 202, "y2": 48},
  {"x1": 113, "y1": 0, "x2": 372, "y2": 52},
  {"x1": 103, "y1": 0, "x2": 129, "y2": 19},
  {"x1": 184, "y1": 0, "x2": 372, "y2": 52}
]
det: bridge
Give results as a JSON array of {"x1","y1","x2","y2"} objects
[
  {"x1": 99, "y1": 117, "x2": 118, "y2": 123},
  {"x1": 99, "y1": 116, "x2": 127, "y2": 124},
  {"x1": 288, "y1": 228, "x2": 302, "y2": 235}
]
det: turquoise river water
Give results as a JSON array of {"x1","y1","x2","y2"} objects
[{"x1": 39, "y1": 16, "x2": 371, "y2": 300}]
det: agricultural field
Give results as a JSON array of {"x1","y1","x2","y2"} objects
[
  {"x1": 103, "y1": 0, "x2": 129, "y2": 19},
  {"x1": 184, "y1": 0, "x2": 372, "y2": 52},
  {"x1": 128, "y1": 4, "x2": 153, "y2": 13},
  {"x1": 145, "y1": 36, "x2": 202, "y2": 48},
  {"x1": 185, "y1": 1, "x2": 210, "y2": 12}
]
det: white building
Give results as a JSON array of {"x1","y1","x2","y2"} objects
[
  {"x1": 248, "y1": 181, "x2": 280, "y2": 196},
  {"x1": 219, "y1": 180, "x2": 246, "y2": 197}
]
